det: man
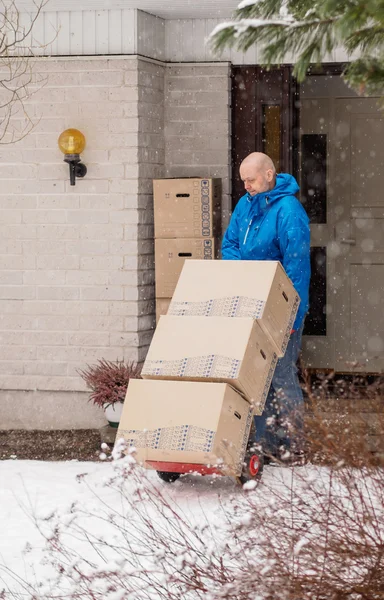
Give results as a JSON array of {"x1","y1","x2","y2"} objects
[{"x1": 222, "y1": 152, "x2": 310, "y2": 464}]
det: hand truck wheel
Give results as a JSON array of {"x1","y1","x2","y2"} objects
[{"x1": 156, "y1": 470, "x2": 181, "y2": 483}]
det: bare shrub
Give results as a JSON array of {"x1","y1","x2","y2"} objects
[{"x1": 1, "y1": 376, "x2": 383, "y2": 600}]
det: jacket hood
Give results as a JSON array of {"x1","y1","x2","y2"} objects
[{"x1": 246, "y1": 173, "x2": 300, "y2": 209}]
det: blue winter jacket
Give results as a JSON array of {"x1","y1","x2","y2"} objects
[{"x1": 222, "y1": 173, "x2": 311, "y2": 330}]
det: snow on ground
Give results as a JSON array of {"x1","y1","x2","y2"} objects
[{"x1": 0, "y1": 459, "x2": 322, "y2": 595}]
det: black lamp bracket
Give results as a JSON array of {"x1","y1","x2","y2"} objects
[{"x1": 64, "y1": 153, "x2": 87, "y2": 186}]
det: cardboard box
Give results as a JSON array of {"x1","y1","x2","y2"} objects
[
  {"x1": 156, "y1": 298, "x2": 171, "y2": 324},
  {"x1": 142, "y1": 315, "x2": 277, "y2": 413},
  {"x1": 169, "y1": 260, "x2": 300, "y2": 357},
  {"x1": 155, "y1": 238, "x2": 217, "y2": 298},
  {"x1": 153, "y1": 178, "x2": 221, "y2": 239},
  {"x1": 116, "y1": 379, "x2": 254, "y2": 477}
]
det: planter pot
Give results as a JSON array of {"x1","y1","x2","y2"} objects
[{"x1": 104, "y1": 402, "x2": 124, "y2": 428}]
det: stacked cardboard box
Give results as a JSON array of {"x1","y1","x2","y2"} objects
[
  {"x1": 153, "y1": 178, "x2": 221, "y2": 323},
  {"x1": 117, "y1": 260, "x2": 300, "y2": 478}
]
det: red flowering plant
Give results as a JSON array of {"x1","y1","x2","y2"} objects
[{"x1": 78, "y1": 359, "x2": 141, "y2": 409}]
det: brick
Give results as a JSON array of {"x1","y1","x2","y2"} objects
[
  {"x1": 0, "y1": 314, "x2": 36, "y2": 329},
  {"x1": 80, "y1": 256, "x2": 123, "y2": 270},
  {"x1": 38, "y1": 196, "x2": 80, "y2": 210},
  {"x1": 37, "y1": 315, "x2": 80, "y2": 331},
  {"x1": 24, "y1": 270, "x2": 66, "y2": 286},
  {"x1": 108, "y1": 301, "x2": 140, "y2": 316},
  {"x1": 108, "y1": 271, "x2": 138, "y2": 286},
  {"x1": 1, "y1": 210, "x2": 22, "y2": 224},
  {"x1": 109, "y1": 148, "x2": 139, "y2": 162},
  {"x1": 66, "y1": 240, "x2": 109, "y2": 256},
  {"x1": 80, "y1": 286, "x2": 124, "y2": 301},
  {"x1": 1, "y1": 361, "x2": 24, "y2": 375},
  {"x1": 68, "y1": 332, "x2": 110, "y2": 346},
  {"x1": 79, "y1": 102, "x2": 125, "y2": 119},
  {"x1": 109, "y1": 118, "x2": 139, "y2": 133},
  {"x1": 36, "y1": 225, "x2": 80, "y2": 240},
  {"x1": 109, "y1": 240, "x2": 138, "y2": 255},
  {"x1": 0, "y1": 255, "x2": 35, "y2": 270},
  {"x1": 67, "y1": 210, "x2": 109, "y2": 225},
  {"x1": 79, "y1": 316, "x2": 125, "y2": 331},
  {"x1": 64, "y1": 180, "x2": 110, "y2": 194},
  {"x1": 80, "y1": 224, "x2": 124, "y2": 241},
  {"x1": 24, "y1": 361, "x2": 68, "y2": 376},
  {"x1": 66, "y1": 271, "x2": 109, "y2": 285},
  {"x1": 0, "y1": 225, "x2": 37, "y2": 239},
  {"x1": 23, "y1": 209, "x2": 67, "y2": 224},
  {"x1": 37, "y1": 346, "x2": 82, "y2": 362},
  {"x1": 79, "y1": 194, "x2": 124, "y2": 211},
  {"x1": 24, "y1": 240, "x2": 67, "y2": 255},
  {"x1": 109, "y1": 87, "x2": 139, "y2": 103},
  {"x1": 81, "y1": 71, "x2": 124, "y2": 86},
  {"x1": 24, "y1": 331, "x2": 67, "y2": 346},
  {"x1": 109, "y1": 332, "x2": 139, "y2": 347},
  {"x1": 109, "y1": 179, "x2": 139, "y2": 195},
  {"x1": 36, "y1": 255, "x2": 80, "y2": 270},
  {"x1": 0, "y1": 271, "x2": 24, "y2": 285},
  {"x1": 37, "y1": 287, "x2": 80, "y2": 301},
  {"x1": 0, "y1": 240, "x2": 22, "y2": 254},
  {"x1": 0, "y1": 196, "x2": 37, "y2": 210},
  {"x1": 0, "y1": 346, "x2": 36, "y2": 360},
  {"x1": 0, "y1": 286, "x2": 36, "y2": 300}
]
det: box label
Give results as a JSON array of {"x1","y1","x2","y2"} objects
[
  {"x1": 119, "y1": 424, "x2": 216, "y2": 453},
  {"x1": 169, "y1": 296, "x2": 266, "y2": 318},
  {"x1": 143, "y1": 354, "x2": 241, "y2": 379}
]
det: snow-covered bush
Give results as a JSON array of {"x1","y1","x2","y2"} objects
[{"x1": 2, "y1": 378, "x2": 384, "y2": 600}]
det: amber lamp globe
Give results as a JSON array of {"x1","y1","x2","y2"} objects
[
  {"x1": 58, "y1": 128, "x2": 86, "y2": 155},
  {"x1": 58, "y1": 128, "x2": 87, "y2": 186}
]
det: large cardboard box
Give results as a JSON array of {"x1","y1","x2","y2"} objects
[
  {"x1": 155, "y1": 238, "x2": 217, "y2": 298},
  {"x1": 142, "y1": 315, "x2": 277, "y2": 413},
  {"x1": 116, "y1": 379, "x2": 254, "y2": 477},
  {"x1": 156, "y1": 298, "x2": 171, "y2": 324},
  {"x1": 169, "y1": 260, "x2": 300, "y2": 357},
  {"x1": 153, "y1": 178, "x2": 221, "y2": 239}
]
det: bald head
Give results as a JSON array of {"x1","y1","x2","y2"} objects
[{"x1": 240, "y1": 152, "x2": 276, "y2": 196}]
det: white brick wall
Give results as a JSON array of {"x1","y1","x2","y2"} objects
[
  {"x1": 164, "y1": 63, "x2": 232, "y2": 230},
  {"x1": 0, "y1": 56, "x2": 164, "y2": 427},
  {"x1": 0, "y1": 56, "x2": 233, "y2": 429}
]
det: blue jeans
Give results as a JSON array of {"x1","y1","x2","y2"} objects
[{"x1": 253, "y1": 325, "x2": 304, "y2": 455}]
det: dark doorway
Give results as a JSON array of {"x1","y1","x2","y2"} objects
[{"x1": 231, "y1": 65, "x2": 299, "y2": 207}]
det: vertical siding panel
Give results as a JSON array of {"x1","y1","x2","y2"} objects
[
  {"x1": 181, "y1": 20, "x2": 194, "y2": 62},
  {"x1": 31, "y1": 11, "x2": 45, "y2": 55},
  {"x1": 193, "y1": 19, "x2": 207, "y2": 62},
  {"x1": 205, "y1": 19, "x2": 221, "y2": 61},
  {"x1": 69, "y1": 11, "x2": 83, "y2": 55},
  {"x1": 95, "y1": 10, "x2": 109, "y2": 55},
  {"x1": 82, "y1": 10, "x2": 96, "y2": 54},
  {"x1": 136, "y1": 10, "x2": 147, "y2": 56},
  {"x1": 122, "y1": 9, "x2": 136, "y2": 54},
  {"x1": 169, "y1": 20, "x2": 183, "y2": 62},
  {"x1": 165, "y1": 20, "x2": 171, "y2": 61},
  {"x1": 44, "y1": 11, "x2": 59, "y2": 56},
  {"x1": 57, "y1": 11, "x2": 70, "y2": 55},
  {"x1": 18, "y1": 12, "x2": 34, "y2": 54},
  {"x1": 155, "y1": 17, "x2": 165, "y2": 61},
  {"x1": 108, "y1": 9, "x2": 122, "y2": 54}
]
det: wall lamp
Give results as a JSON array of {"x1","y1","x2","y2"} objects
[{"x1": 58, "y1": 128, "x2": 87, "y2": 186}]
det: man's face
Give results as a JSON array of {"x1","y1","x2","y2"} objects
[{"x1": 240, "y1": 163, "x2": 273, "y2": 196}]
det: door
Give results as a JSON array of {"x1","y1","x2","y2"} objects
[
  {"x1": 231, "y1": 66, "x2": 299, "y2": 206},
  {"x1": 333, "y1": 99, "x2": 384, "y2": 372},
  {"x1": 301, "y1": 91, "x2": 384, "y2": 373}
]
